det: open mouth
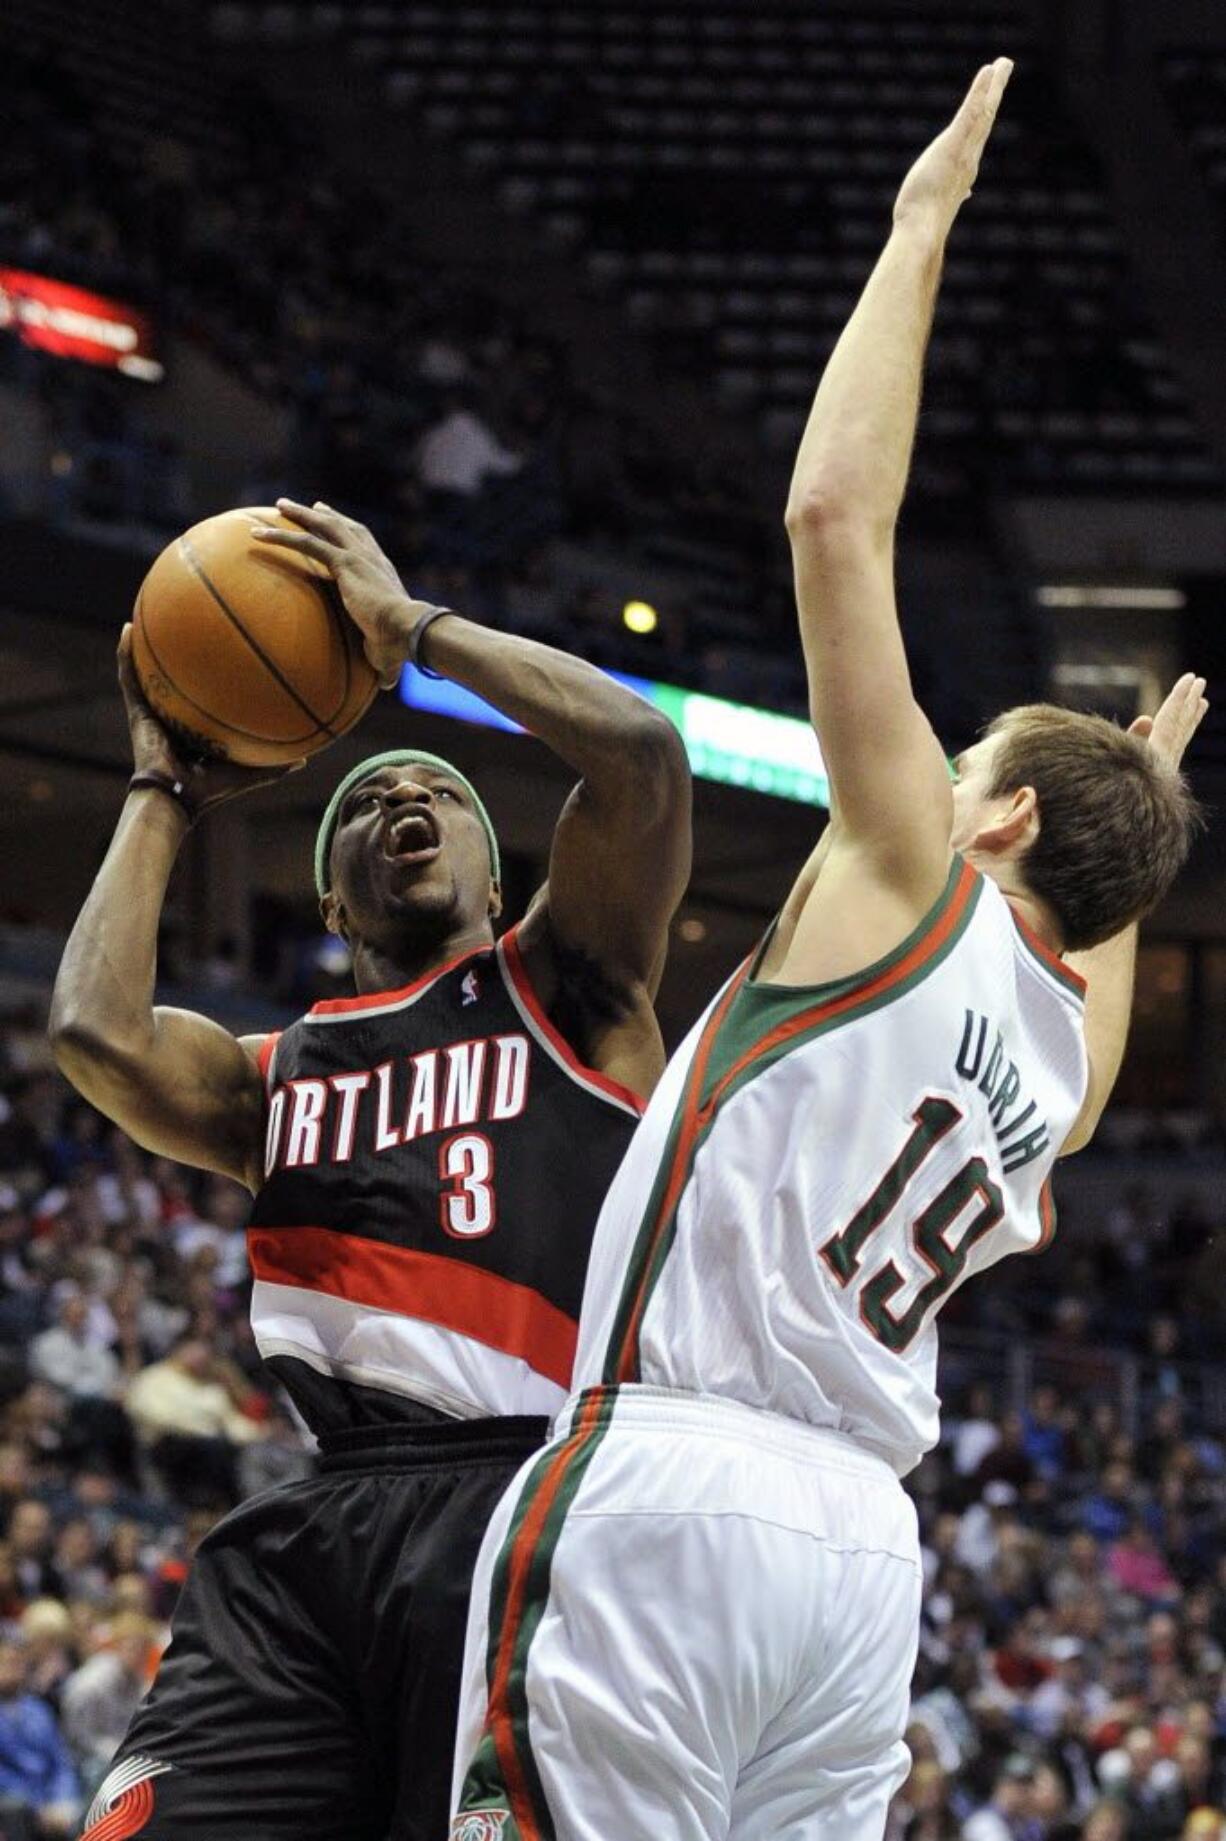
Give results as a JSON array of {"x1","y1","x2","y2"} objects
[{"x1": 384, "y1": 810, "x2": 441, "y2": 864}]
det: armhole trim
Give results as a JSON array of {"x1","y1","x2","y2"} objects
[
  {"x1": 257, "y1": 1031, "x2": 281, "y2": 1092},
  {"x1": 497, "y1": 925, "x2": 646, "y2": 1119}
]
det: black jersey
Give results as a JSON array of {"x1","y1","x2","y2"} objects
[{"x1": 247, "y1": 925, "x2": 643, "y2": 1435}]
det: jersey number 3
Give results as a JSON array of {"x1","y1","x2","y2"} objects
[
  {"x1": 819, "y1": 1096, "x2": 1003, "y2": 1353},
  {"x1": 439, "y1": 1133, "x2": 497, "y2": 1238}
]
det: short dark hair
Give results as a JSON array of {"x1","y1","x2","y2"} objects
[{"x1": 986, "y1": 704, "x2": 1201, "y2": 951}]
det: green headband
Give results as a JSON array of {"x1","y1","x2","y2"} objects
[{"x1": 314, "y1": 749, "x2": 501, "y2": 897}]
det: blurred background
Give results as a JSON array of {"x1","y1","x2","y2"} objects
[{"x1": 0, "y1": 1, "x2": 1224, "y2": 1836}]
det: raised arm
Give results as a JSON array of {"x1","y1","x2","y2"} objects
[
  {"x1": 1061, "y1": 673, "x2": 1208, "y2": 1154},
  {"x1": 48, "y1": 633, "x2": 287, "y2": 1189},
  {"x1": 255, "y1": 503, "x2": 692, "y2": 1019},
  {"x1": 782, "y1": 62, "x2": 1011, "y2": 902}
]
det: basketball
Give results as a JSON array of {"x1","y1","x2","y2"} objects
[{"x1": 131, "y1": 506, "x2": 380, "y2": 765}]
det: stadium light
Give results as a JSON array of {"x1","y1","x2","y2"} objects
[
  {"x1": 622, "y1": 600, "x2": 659, "y2": 635},
  {"x1": 1036, "y1": 584, "x2": 1186, "y2": 610}
]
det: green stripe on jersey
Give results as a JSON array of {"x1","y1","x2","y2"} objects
[{"x1": 600, "y1": 857, "x2": 982, "y2": 1384}]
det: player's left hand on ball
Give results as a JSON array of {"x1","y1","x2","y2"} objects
[
  {"x1": 1129, "y1": 672, "x2": 1209, "y2": 772},
  {"x1": 253, "y1": 500, "x2": 418, "y2": 690},
  {"x1": 119, "y1": 625, "x2": 306, "y2": 819}
]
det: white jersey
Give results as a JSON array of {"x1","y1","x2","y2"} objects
[{"x1": 573, "y1": 859, "x2": 1088, "y2": 1476}]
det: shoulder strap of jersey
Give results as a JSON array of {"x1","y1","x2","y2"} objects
[{"x1": 496, "y1": 925, "x2": 646, "y2": 1118}]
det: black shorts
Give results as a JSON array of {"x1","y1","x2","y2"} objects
[{"x1": 81, "y1": 1415, "x2": 547, "y2": 1841}]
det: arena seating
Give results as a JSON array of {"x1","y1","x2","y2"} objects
[
  {"x1": 1162, "y1": 50, "x2": 1226, "y2": 246},
  {"x1": 213, "y1": 0, "x2": 1220, "y2": 507}
]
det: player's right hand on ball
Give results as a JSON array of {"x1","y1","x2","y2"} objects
[
  {"x1": 253, "y1": 501, "x2": 421, "y2": 689},
  {"x1": 118, "y1": 626, "x2": 304, "y2": 817}
]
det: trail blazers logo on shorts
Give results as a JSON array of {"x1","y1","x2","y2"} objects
[
  {"x1": 81, "y1": 1755, "x2": 172, "y2": 1839},
  {"x1": 450, "y1": 1811, "x2": 509, "y2": 1841}
]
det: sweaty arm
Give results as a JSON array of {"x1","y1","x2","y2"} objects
[
  {"x1": 420, "y1": 615, "x2": 691, "y2": 998},
  {"x1": 772, "y1": 63, "x2": 1012, "y2": 982},
  {"x1": 256, "y1": 503, "x2": 693, "y2": 1086},
  {"x1": 48, "y1": 633, "x2": 290, "y2": 1190}
]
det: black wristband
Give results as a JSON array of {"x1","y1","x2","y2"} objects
[
  {"x1": 129, "y1": 770, "x2": 198, "y2": 826},
  {"x1": 407, "y1": 605, "x2": 456, "y2": 681}
]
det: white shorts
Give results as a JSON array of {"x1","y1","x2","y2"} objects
[{"x1": 450, "y1": 1385, "x2": 922, "y2": 1841}]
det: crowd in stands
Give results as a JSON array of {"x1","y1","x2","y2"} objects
[
  {"x1": 894, "y1": 1355, "x2": 1226, "y2": 1841},
  {"x1": 0, "y1": 1015, "x2": 310, "y2": 1836},
  {"x1": 1, "y1": 994, "x2": 1224, "y2": 1837}
]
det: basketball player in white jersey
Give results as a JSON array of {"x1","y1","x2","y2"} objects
[{"x1": 449, "y1": 61, "x2": 1207, "y2": 1841}]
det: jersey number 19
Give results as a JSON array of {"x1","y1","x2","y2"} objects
[{"x1": 820, "y1": 1097, "x2": 1004, "y2": 1353}]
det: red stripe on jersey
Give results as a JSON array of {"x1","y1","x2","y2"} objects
[
  {"x1": 499, "y1": 925, "x2": 647, "y2": 1114},
  {"x1": 612, "y1": 961, "x2": 752, "y2": 1383},
  {"x1": 256, "y1": 1032, "x2": 280, "y2": 1084},
  {"x1": 247, "y1": 1225, "x2": 577, "y2": 1387},
  {"x1": 307, "y1": 943, "x2": 490, "y2": 1016},
  {"x1": 699, "y1": 859, "x2": 981, "y2": 1125},
  {"x1": 488, "y1": 1389, "x2": 609, "y2": 1838},
  {"x1": 1009, "y1": 907, "x2": 1087, "y2": 998}
]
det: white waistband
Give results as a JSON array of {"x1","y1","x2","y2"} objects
[{"x1": 558, "y1": 1385, "x2": 901, "y2": 1488}]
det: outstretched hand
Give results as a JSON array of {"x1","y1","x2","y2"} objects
[
  {"x1": 253, "y1": 500, "x2": 423, "y2": 689},
  {"x1": 118, "y1": 626, "x2": 303, "y2": 820},
  {"x1": 1129, "y1": 672, "x2": 1209, "y2": 772},
  {"x1": 893, "y1": 58, "x2": 1013, "y2": 236}
]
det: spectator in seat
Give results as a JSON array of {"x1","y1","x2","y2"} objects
[
  {"x1": 124, "y1": 1334, "x2": 259, "y2": 1506},
  {"x1": 973, "y1": 1413, "x2": 1036, "y2": 1497},
  {"x1": 414, "y1": 391, "x2": 522, "y2": 497},
  {"x1": 1049, "y1": 1531, "x2": 1104, "y2": 1607},
  {"x1": 1139, "y1": 1399, "x2": 1188, "y2": 1483},
  {"x1": 956, "y1": 1480, "x2": 1020, "y2": 1577},
  {"x1": 1079, "y1": 1460, "x2": 1139, "y2": 1545},
  {"x1": 886, "y1": 1757, "x2": 959, "y2": 1840},
  {"x1": 1172, "y1": 1738, "x2": 1217, "y2": 1829},
  {"x1": 5, "y1": 1503, "x2": 58, "y2": 1602},
  {"x1": 60, "y1": 1611, "x2": 157, "y2": 1794},
  {"x1": 0, "y1": 1544, "x2": 25, "y2": 1622},
  {"x1": 1108, "y1": 1517, "x2": 1180, "y2": 1603},
  {"x1": 1023, "y1": 1384, "x2": 1069, "y2": 1482},
  {"x1": 51, "y1": 1520, "x2": 107, "y2": 1606},
  {"x1": 952, "y1": 1384, "x2": 1003, "y2": 1480},
  {"x1": 29, "y1": 1292, "x2": 119, "y2": 1401},
  {"x1": 1081, "y1": 1803, "x2": 1127, "y2": 1841},
  {"x1": 1029, "y1": 1760, "x2": 1076, "y2": 1840},
  {"x1": 0, "y1": 1639, "x2": 79, "y2": 1837},
  {"x1": 17, "y1": 1602, "x2": 74, "y2": 1712},
  {"x1": 1029, "y1": 1636, "x2": 1111, "y2": 1742},
  {"x1": 963, "y1": 1754, "x2": 1035, "y2": 1841}
]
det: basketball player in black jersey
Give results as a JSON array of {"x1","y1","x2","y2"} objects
[{"x1": 49, "y1": 500, "x2": 691, "y2": 1841}]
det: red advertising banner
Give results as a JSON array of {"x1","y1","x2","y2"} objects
[{"x1": 0, "y1": 268, "x2": 163, "y2": 381}]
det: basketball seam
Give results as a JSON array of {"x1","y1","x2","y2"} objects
[
  {"x1": 135, "y1": 592, "x2": 328, "y2": 748},
  {"x1": 329, "y1": 582, "x2": 381, "y2": 728},
  {"x1": 179, "y1": 535, "x2": 339, "y2": 739},
  {"x1": 318, "y1": 576, "x2": 379, "y2": 730},
  {"x1": 321, "y1": 578, "x2": 353, "y2": 726}
]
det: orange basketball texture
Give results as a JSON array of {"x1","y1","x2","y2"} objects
[{"x1": 132, "y1": 506, "x2": 380, "y2": 765}]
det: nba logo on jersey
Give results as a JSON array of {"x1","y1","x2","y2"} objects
[
  {"x1": 450, "y1": 1812, "x2": 508, "y2": 1840},
  {"x1": 461, "y1": 969, "x2": 480, "y2": 1006}
]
